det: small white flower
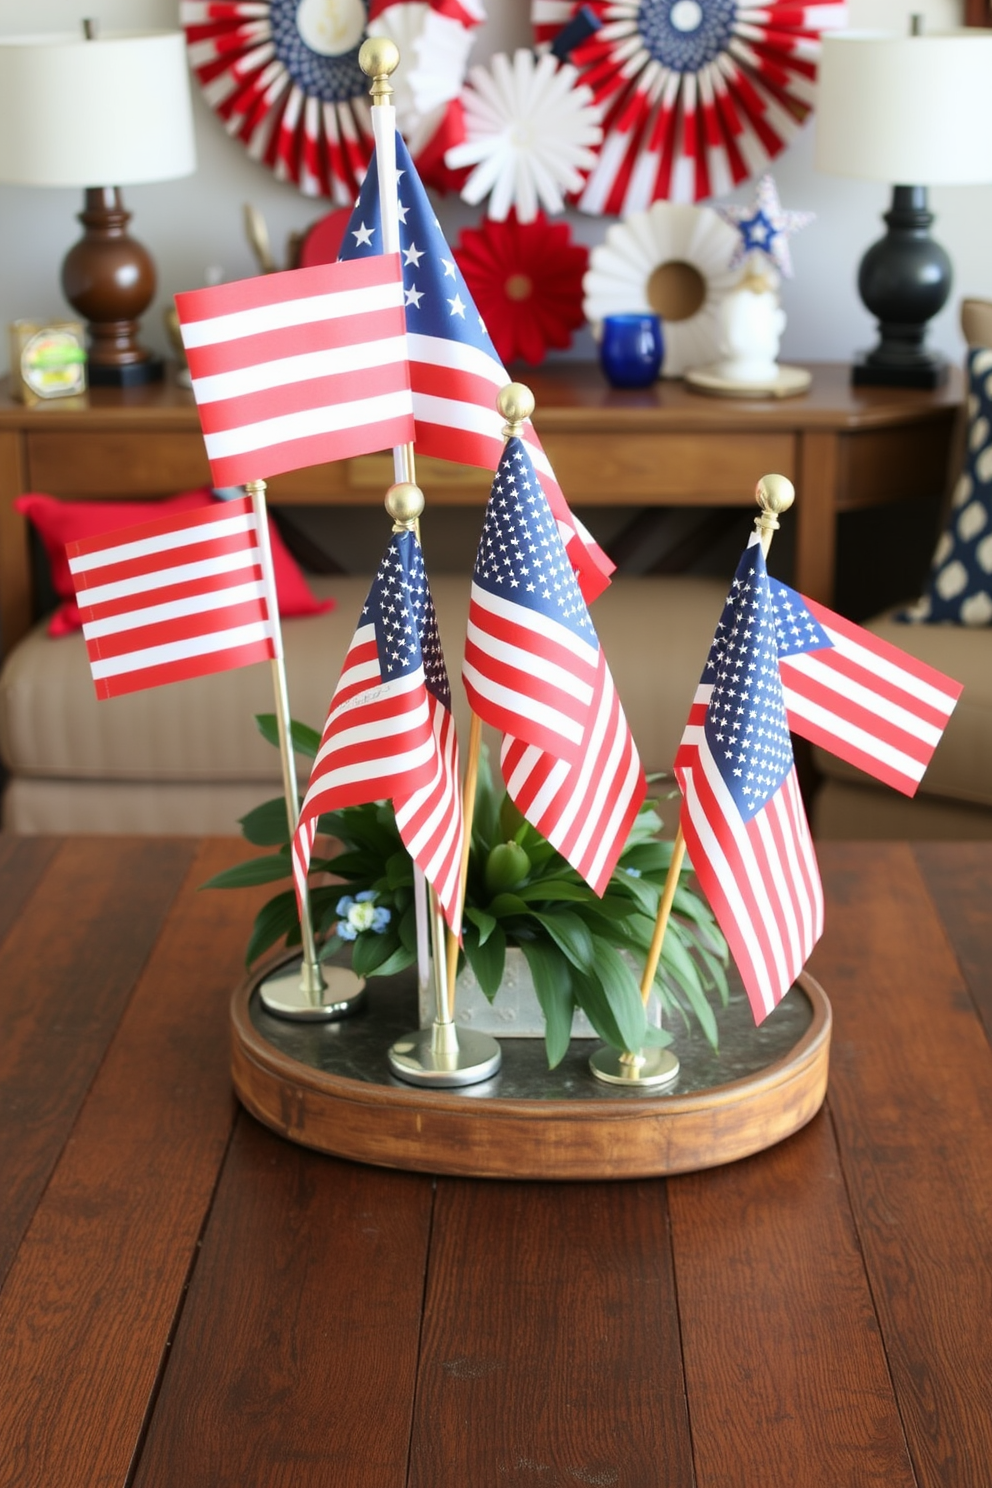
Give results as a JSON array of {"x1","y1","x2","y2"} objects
[{"x1": 446, "y1": 49, "x2": 603, "y2": 222}]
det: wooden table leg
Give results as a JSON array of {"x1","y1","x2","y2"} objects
[{"x1": 0, "y1": 430, "x2": 31, "y2": 654}]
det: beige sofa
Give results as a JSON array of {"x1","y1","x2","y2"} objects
[{"x1": 0, "y1": 573, "x2": 730, "y2": 834}]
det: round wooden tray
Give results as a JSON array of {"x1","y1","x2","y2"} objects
[{"x1": 231, "y1": 956, "x2": 831, "y2": 1180}]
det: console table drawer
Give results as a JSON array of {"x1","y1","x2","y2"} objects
[
  {"x1": 26, "y1": 431, "x2": 211, "y2": 495},
  {"x1": 538, "y1": 432, "x2": 796, "y2": 502}
]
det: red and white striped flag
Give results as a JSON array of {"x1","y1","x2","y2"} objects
[
  {"x1": 292, "y1": 530, "x2": 464, "y2": 929},
  {"x1": 462, "y1": 437, "x2": 644, "y2": 895},
  {"x1": 67, "y1": 495, "x2": 278, "y2": 699},
  {"x1": 771, "y1": 582, "x2": 962, "y2": 797},
  {"x1": 675, "y1": 545, "x2": 824, "y2": 1023},
  {"x1": 174, "y1": 255, "x2": 415, "y2": 488},
  {"x1": 339, "y1": 130, "x2": 615, "y2": 604}
]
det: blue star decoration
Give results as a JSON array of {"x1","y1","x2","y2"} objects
[{"x1": 718, "y1": 174, "x2": 814, "y2": 279}]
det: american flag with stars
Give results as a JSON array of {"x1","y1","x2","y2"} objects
[
  {"x1": 464, "y1": 437, "x2": 644, "y2": 896},
  {"x1": 292, "y1": 529, "x2": 463, "y2": 929},
  {"x1": 675, "y1": 543, "x2": 824, "y2": 1023},
  {"x1": 338, "y1": 130, "x2": 614, "y2": 604},
  {"x1": 771, "y1": 581, "x2": 962, "y2": 798}
]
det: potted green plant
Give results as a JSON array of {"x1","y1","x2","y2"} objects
[{"x1": 206, "y1": 716, "x2": 729, "y2": 1069}]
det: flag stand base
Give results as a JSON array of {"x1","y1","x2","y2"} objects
[
  {"x1": 231, "y1": 950, "x2": 831, "y2": 1180},
  {"x1": 387, "y1": 1023, "x2": 502, "y2": 1088},
  {"x1": 258, "y1": 958, "x2": 367, "y2": 1021},
  {"x1": 588, "y1": 1045, "x2": 680, "y2": 1088}
]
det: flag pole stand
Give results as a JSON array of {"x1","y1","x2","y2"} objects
[
  {"x1": 589, "y1": 472, "x2": 796, "y2": 1089},
  {"x1": 244, "y1": 479, "x2": 366, "y2": 1021},
  {"x1": 382, "y1": 481, "x2": 501, "y2": 1088}
]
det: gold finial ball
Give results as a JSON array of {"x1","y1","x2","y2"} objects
[
  {"x1": 359, "y1": 36, "x2": 399, "y2": 80},
  {"x1": 385, "y1": 481, "x2": 424, "y2": 524},
  {"x1": 497, "y1": 382, "x2": 535, "y2": 426},
  {"x1": 756, "y1": 473, "x2": 795, "y2": 516}
]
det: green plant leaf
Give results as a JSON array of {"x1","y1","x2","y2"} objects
[
  {"x1": 201, "y1": 855, "x2": 292, "y2": 890},
  {"x1": 470, "y1": 747, "x2": 500, "y2": 853},
  {"x1": 366, "y1": 944, "x2": 416, "y2": 978},
  {"x1": 486, "y1": 892, "x2": 531, "y2": 919},
  {"x1": 398, "y1": 904, "x2": 419, "y2": 955},
  {"x1": 317, "y1": 932, "x2": 343, "y2": 962},
  {"x1": 662, "y1": 929, "x2": 719, "y2": 1048},
  {"x1": 255, "y1": 713, "x2": 321, "y2": 758},
  {"x1": 520, "y1": 939, "x2": 574, "y2": 1070},
  {"x1": 532, "y1": 910, "x2": 594, "y2": 972},
  {"x1": 238, "y1": 797, "x2": 292, "y2": 847},
  {"x1": 484, "y1": 841, "x2": 531, "y2": 896},
  {"x1": 465, "y1": 907, "x2": 498, "y2": 946},
  {"x1": 610, "y1": 872, "x2": 661, "y2": 919},
  {"x1": 245, "y1": 890, "x2": 299, "y2": 967},
  {"x1": 587, "y1": 942, "x2": 647, "y2": 1052},
  {"x1": 352, "y1": 928, "x2": 401, "y2": 977},
  {"x1": 463, "y1": 920, "x2": 506, "y2": 1001},
  {"x1": 514, "y1": 880, "x2": 592, "y2": 905}
]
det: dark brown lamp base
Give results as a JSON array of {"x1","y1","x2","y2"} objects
[{"x1": 60, "y1": 186, "x2": 161, "y2": 385}]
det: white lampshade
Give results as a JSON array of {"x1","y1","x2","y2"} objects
[
  {"x1": 815, "y1": 30, "x2": 992, "y2": 186},
  {"x1": 0, "y1": 30, "x2": 196, "y2": 187}
]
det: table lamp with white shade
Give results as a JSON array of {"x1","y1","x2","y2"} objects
[
  {"x1": 0, "y1": 26, "x2": 196, "y2": 385},
  {"x1": 815, "y1": 23, "x2": 992, "y2": 389}
]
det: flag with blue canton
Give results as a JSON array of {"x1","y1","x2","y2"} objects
[
  {"x1": 464, "y1": 436, "x2": 645, "y2": 896},
  {"x1": 293, "y1": 528, "x2": 464, "y2": 927},
  {"x1": 676, "y1": 542, "x2": 823, "y2": 1022},
  {"x1": 769, "y1": 578, "x2": 962, "y2": 798},
  {"x1": 339, "y1": 129, "x2": 614, "y2": 603}
]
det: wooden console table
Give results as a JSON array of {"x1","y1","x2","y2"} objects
[
  {"x1": 0, "y1": 364, "x2": 960, "y2": 653},
  {"x1": 2, "y1": 837, "x2": 991, "y2": 1486}
]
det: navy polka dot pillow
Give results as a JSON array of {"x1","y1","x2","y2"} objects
[{"x1": 902, "y1": 346, "x2": 992, "y2": 627}]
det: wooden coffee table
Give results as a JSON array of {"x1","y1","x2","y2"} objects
[{"x1": 1, "y1": 835, "x2": 990, "y2": 1486}]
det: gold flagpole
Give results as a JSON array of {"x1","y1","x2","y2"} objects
[
  {"x1": 444, "y1": 382, "x2": 535, "y2": 1013},
  {"x1": 590, "y1": 472, "x2": 795, "y2": 1087}
]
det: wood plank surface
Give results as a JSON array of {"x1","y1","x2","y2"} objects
[
  {"x1": 408, "y1": 1179, "x2": 693, "y2": 1488},
  {"x1": 0, "y1": 840, "x2": 265, "y2": 1488},
  {"x1": 0, "y1": 836, "x2": 195, "y2": 1284},
  {"x1": 132, "y1": 1118, "x2": 434, "y2": 1488},
  {"x1": 812, "y1": 842, "x2": 992, "y2": 1487},
  {"x1": 913, "y1": 842, "x2": 992, "y2": 1042},
  {"x1": 669, "y1": 1114, "x2": 916, "y2": 1487},
  {"x1": 0, "y1": 834, "x2": 60, "y2": 946}
]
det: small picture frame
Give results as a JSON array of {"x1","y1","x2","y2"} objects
[{"x1": 9, "y1": 320, "x2": 87, "y2": 404}]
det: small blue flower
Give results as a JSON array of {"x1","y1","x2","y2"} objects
[
  {"x1": 335, "y1": 891, "x2": 391, "y2": 940},
  {"x1": 623, "y1": 866, "x2": 642, "y2": 878}
]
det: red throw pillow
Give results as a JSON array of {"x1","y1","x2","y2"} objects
[{"x1": 14, "y1": 488, "x2": 334, "y2": 636}]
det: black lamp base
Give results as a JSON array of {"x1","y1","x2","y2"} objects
[
  {"x1": 852, "y1": 352, "x2": 948, "y2": 390},
  {"x1": 88, "y1": 355, "x2": 164, "y2": 388},
  {"x1": 851, "y1": 185, "x2": 951, "y2": 391}
]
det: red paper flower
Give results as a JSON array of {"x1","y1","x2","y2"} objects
[{"x1": 453, "y1": 212, "x2": 589, "y2": 366}]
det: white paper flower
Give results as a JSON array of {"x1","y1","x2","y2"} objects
[
  {"x1": 367, "y1": 2, "x2": 479, "y2": 157},
  {"x1": 446, "y1": 49, "x2": 603, "y2": 222},
  {"x1": 583, "y1": 200, "x2": 742, "y2": 376}
]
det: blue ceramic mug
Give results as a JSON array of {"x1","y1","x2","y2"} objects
[{"x1": 599, "y1": 312, "x2": 664, "y2": 388}]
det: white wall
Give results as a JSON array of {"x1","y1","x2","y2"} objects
[{"x1": 1, "y1": 0, "x2": 987, "y2": 374}]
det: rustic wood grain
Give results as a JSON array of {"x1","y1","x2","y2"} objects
[
  {"x1": 669, "y1": 1114, "x2": 916, "y2": 1487},
  {"x1": 812, "y1": 842, "x2": 992, "y2": 1487},
  {"x1": 131, "y1": 1116, "x2": 434, "y2": 1488},
  {"x1": 913, "y1": 842, "x2": 992, "y2": 1043},
  {"x1": 0, "y1": 840, "x2": 266, "y2": 1488},
  {"x1": 0, "y1": 834, "x2": 61, "y2": 947},
  {"x1": 232, "y1": 970, "x2": 830, "y2": 1181},
  {"x1": 408, "y1": 1179, "x2": 693, "y2": 1488},
  {"x1": 0, "y1": 835, "x2": 195, "y2": 1283}
]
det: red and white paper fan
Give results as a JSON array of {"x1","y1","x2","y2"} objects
[
  {"x1": 181, "y1": 0, "x2": 484, "y2": 204},
  {"x1": 532, "y1": 1, "x2": 847, "y2": 213}
]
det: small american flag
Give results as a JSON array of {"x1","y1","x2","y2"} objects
[
  {"x1": 771, "y1": 582, "x2": 962, "y2": 797},
  {"x1": 464, "y1": 437, "x2": 644, "y2": 895},
  {"x1": 676, "y1": 544, "x2": 824, "y2": 1023},
  {"x1": 67, "y1": 495, "x2": 278, "y2": 699},
  {"x1": 339, "y1": 130, "x2": 615, "y2": 604},
  {"x1": 292, "y1": 530, "x2": 463, "y2": 929},
  {"x1": 175, "y1": 255, "x2": 414, "y2": 488}
]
